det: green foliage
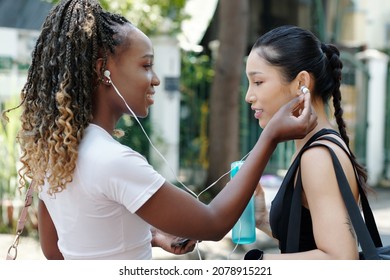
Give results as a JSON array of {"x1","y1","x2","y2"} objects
[
  {"x1": 45, "y1": 0, "x2": 189, "y2": 35},
  {"x1": 179, "y1": 52, "x2": 213, "y2": 166},
  {"x1": 179, "y1": 51, "x2": 213, "y2": 188},
  {"x1": 114, "y1": 115, "x2": 151, "y2": 159},
  {"x1": 0, "y1": 96, "x2": 22, "y2": 233},
  {"x1": 0, "y1": 97, "x2": 21, "y2": 200}
]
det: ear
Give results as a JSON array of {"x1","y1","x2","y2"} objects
[
  {"x1": 95, "y1": 58, "x2": 111, "y2": 86},
  {"x1": 292, "y1": 70, "x2": 312, "y2": 95},
  {"x1": 95, "y1": 58, "x2": 105, "y2": 79}
]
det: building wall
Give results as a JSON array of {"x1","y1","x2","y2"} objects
[
  {"x1": 336, "y1": 0, "x2": 390, "y2": 50},
  {"x1": 362, "y1": 0, "x2": 390, "y2": 49},
  {"x1": 0, "y1": 27, "x2": 40, "y2": 101}
]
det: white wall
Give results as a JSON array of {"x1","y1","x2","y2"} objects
[
  {"x1": 356, "y1": 49, "x2": 389, "y2": 186},
  {"x1": 358, "y1": 0, "x2": 390, "y2": 49},
  {"x1": 0, "y1": 27, "x2": 19, "y2": 100},
  {"x1": 149, "y1": 36, "x2": 181, "y2": 183},
  {"x1": 0, "y1": 27, "x2": 39, "y2": 101}
]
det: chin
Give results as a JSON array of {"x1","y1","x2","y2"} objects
[
  {"x1": 138, "y1": 110, "x2": 149, "y2": 118},
  {"x1": 259, "y1": 120, "x2": 266, "y2": 129}
]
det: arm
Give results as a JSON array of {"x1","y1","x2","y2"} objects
[
  {"x1": 254, "y1": 183, "x2": 273, "y2": 237},
  {"x1": 262, "y1": 144, "x2": 360, "y2": 260},
  {"x1": 136, "y1": 94, "x2": 317, "y2": 241},
  {"x1": 300, "y1": 146, "x2": 359, "y2": 259},
  {"x1": 150, "y1": 227, "x2": 197, "y2": 255},
  {"x1": 38, "y1": 199, "x2": 64, "y2": 260}
]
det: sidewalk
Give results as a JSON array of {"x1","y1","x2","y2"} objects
[
  {"x1": 155, "y1": 186, "x2": 390, "y2": 260},
  {"x1": 1, "y1": 187, "x2": 389, "y2": 260}
]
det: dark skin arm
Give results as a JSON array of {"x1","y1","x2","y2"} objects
[
  {"x1": 38, "y1": 94, "x2": 316, "y2": 257},
  {"x1": 151, "y1": 227, "x2": 197, "y2": 254},
  {"x1": 137, "y1": 94, "x2": 317, "y2": 241},
  {"x1": 38, "y1": 199, "x2": 64, "y2": 260},
  {"x1": 38, "y1": 200, "x2": 196, "y2": 259}
]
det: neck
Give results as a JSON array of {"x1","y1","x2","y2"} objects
[
  {"x1": 294, "y1": 103, "x2": 334, "y2": 152},
  {"x1": 91, "y1": 86, "x2": 123, "y2": 134},
  {"x1": 91, "y1": 116, "x2": 119, "y2": 135}
]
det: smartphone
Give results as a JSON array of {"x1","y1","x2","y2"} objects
[{"x1": 172, "y1": 238, "x2": 190, "y2": 248}]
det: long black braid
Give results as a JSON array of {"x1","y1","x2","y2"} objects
[{"x1": 321, "y1": 43, "x2": 369, "y2": 188}]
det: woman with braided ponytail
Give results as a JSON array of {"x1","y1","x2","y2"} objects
[
  {"x1": 5, "y1": 2, "x2": 316, "y2": 259},
  {"x1": 246, "y1": 25, "x2": 370, "y2": 259}
]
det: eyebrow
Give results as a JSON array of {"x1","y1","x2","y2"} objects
[
  {"x1": 247, "y1": 71, "x2": 263, "y2": 76},
  {"x1": 142, "y1": 54, "x2": 154, "y2": 59}
]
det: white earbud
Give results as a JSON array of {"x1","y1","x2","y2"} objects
[
  {"x1": 104, "y1": 70, "x2": 111, "y2": 79},
  {"x1": 300, "y1": 85, "x2": 310, "y2": 95},
  {"x1": 102, "y1": 70, "x2": 111, "y2": 84}
]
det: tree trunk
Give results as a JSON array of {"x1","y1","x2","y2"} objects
[{"x1": 205, "y1": 0, "x2": 249, "y2": 195}]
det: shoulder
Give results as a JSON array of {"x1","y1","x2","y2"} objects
[
  {"x1": 299, "y1": 145, "x2": 334, "y2": 183},
  {"x1": 300, "y1": 133, "x2": 352, "y2": 166},
  {"x1": 80, "y1": 124, "x2": 145, "y2": 164},
  {"x1": 299, "y1": 134, "x2": 358, "y2": 195},
  {"x1": 78, "y1": 125, "x2": 156, "y2": 179}
]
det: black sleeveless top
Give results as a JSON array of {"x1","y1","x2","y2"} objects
[{"x1": 269, "y1": 128, "x2": 342, "y2": 253}]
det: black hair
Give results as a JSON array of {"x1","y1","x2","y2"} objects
[
  {"x1": 252, "y1": 25, "x2": 369, "y2": 190},
  {"x1": 15, "y1": 0, "x2": 131, "y2": 194}
]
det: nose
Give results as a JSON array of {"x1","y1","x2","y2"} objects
[
  {"x1": 152, "y1": 71, "x2": 160, "y2": 86},
  {"x1": 245, "y1": 89, "x2": 256, "y2": 104}
]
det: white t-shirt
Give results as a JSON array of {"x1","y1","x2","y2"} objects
[{"x1": 39, "y1": 124, "x2": 165, "y2": 259}]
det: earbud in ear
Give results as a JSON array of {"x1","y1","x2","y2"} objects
[
  {"x1": 104, "y1": 70, "x2": 111, "y2": 79},
  {"x1": 300, "y1": 85, "x2": 310, "y2": 95},
  {"x1": 102, "y1": 70, "x2": 112, "y2": 85}
]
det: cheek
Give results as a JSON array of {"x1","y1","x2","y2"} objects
[
  {"x1": 262, "y1": 89, "x2": 291, "y2": 124},
  {"x1": 135, "y1": 72, "x2": 152, "y2": 90}
]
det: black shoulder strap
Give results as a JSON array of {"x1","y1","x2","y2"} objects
[
  {"x1": 283, "y1": 129, "x2": 338, "y2": 252},
  {"x1": 313, "y1": 136, "x2": 382, "y2": 247},
  {"x1": 303, "y1": 128, "x2": 340, "y2": 148},
  {"x1": 286, "y1": 137, "x2": 382, "y2": 259},
  {"x1": 285, "y1": 169, "x2": 302, "y2": 252}
]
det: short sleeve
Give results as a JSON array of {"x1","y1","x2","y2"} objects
[{"x1": 95, "y1": 149, "x2": 165, "y2": 213}]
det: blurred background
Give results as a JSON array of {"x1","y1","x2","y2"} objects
[{"x1": 0, "y1": 0, "x2": 389, "y2": 259}]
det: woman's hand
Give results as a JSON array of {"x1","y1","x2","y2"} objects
[
  {"x1": 151, "y1": 227, "x2": 197, "y2": 255},
  {"x1": 265, "y1": 93, "x2": 317, "y2": 143},
  {"x1": 254, "y1": 184, "x2": 272, "y2": 237}
]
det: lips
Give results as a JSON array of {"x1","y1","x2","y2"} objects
[
  {"x1": 251, "y1": 107, "x2": 263, "y2": 119},
  {"x1": 146, "y1": 93, "x2": 154, "y2": 105}
]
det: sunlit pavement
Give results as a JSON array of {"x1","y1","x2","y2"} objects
[{"x1": 1, "y1": 186, "x2": 389, "y2": 260}]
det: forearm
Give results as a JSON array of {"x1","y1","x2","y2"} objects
[
  {"x1": 262, "y1": 248, "x2": 358, "y2": 260},
  {"x1": 207, "y1": 129, "x2": 277, "y2": 234},
  {"x1": 254, "y1": 184, "x2": 273, "y2": 238},
  {"x1": 137, "y1": 95, "x2": 316, "y2": 241},
  {"x1": 256, "y1": 219, "x2": 273, "y2": 238},
  {"x1": 207, "y1": 93, "x2": 315, "y2": 235},
  {"x1": 150, "y1": 227, "x2": 159, "y2": 247}
]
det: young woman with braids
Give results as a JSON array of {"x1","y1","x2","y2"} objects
[
  {"x1": 246, "y1": 25, "x2": 369, "y2": 259},
  {"x1": 5, "y1": 1, "x2": 316, "y2": 259}
]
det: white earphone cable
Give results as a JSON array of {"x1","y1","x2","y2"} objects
[{"x1": 108, "y1": 75, "x2": 251, "y2": 259}]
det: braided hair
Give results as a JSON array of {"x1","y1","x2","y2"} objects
[
  {"x1": 251, "y1": 25, "x2": 369, "y2": 191},
  {"x1": 13, "y1": 0, "x2": 130, "y2": 194}
]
